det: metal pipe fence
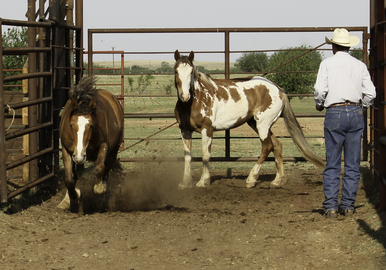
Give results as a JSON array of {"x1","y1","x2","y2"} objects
[
  {"x1": 86, "y1": 27, "x2": 370, "y2": 164},
  {"x1": 0, "y1": 14, "x2": 82, "y2": 203}
]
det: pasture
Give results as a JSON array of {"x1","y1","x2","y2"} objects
[{"x1": 1, "y1": 63, "x2": 385, "y2": 269}]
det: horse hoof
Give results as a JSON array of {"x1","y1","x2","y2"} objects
[
  {"x1": 94, "y1": 183, "x2": 107, "y2": 195},
  {"x1": 178, "y1": 182, "x2": 193, "y2": 189},
  {"x1": 57, "y1": 200, "x2": 70, "y2": 210},
  {"x1": 270, "y1": 178, "x2": 286, "y2": 188},
  {"x1": 196, "y1": 180, "x2": 210, "y2": 187},
  {"x1": 270, "y1": 182, "x2": 282, "y2": 188},
  {"x1": 246, "y1": 182, "x2": 256, "y2": 189}
]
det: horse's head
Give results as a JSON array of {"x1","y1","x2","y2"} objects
[
  {"x1": 69, "y1": 98, "x2": 96, "y2": 165},
  {"x1": 70, "y1": 113, "x2": 93, "y2": 164},
  {"x1": 174, "y1": 50, "x2": 195, "y2": 102}
]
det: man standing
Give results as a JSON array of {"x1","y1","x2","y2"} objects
[{"x1": 314, "y1": 28, "x2": 376, "y2": 218}]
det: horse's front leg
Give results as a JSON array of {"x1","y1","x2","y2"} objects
[
  {"x1": 197, "y1": 128, "x2": 213, "y2": 187},
  {"x1": 58, "y1": 147, "x2": 81, "y2": 211},
  {"x1": 178, "y1": 129, "x2": 193, "y2": 189},
  {"x1": 94, "y1": 143, "x2": 108, "y2": 195}
]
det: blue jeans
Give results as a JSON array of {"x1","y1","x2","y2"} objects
[{"x1": 322, "y1": 104, "x2": 364, "y2": 211}]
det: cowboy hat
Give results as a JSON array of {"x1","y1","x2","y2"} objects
[{"x1": 325, "y1": 28, "x2": 360, "y2": 47}]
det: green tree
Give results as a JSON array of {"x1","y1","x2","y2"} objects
[
  {"x1": 235, "y1": 52, "x2": 269, "y2": 72},
  {"x1": 130, "y1": 65, "x2": 152, "y2": 74},
  {"x1": 127, "y1": 74, "x2": 155, "y2": 94},
  {"x1": 156, "y1": 61, "x2": 173, "y2": 73},
  {"x1": 163, "y1": 80, "x2": 174, "y2": 95},
  {"x1": 2, "y1": 27, "x2": 28, "y2": 91},
  {"x1": 266, "y1": 46, "x2": 323, "y2": 97},
  {"x1": 350, "y1": 48, "x2": 363, "y2": 62}
]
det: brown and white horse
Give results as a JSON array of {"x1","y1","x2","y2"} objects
[
  {"x1": 58, "y1": 76, "x2": 124, "y2": 211},
  {"x1": 174, "y1": 50, "x2": 324, "y2": 189}
]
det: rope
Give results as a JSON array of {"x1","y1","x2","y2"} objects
[
  {"x1": 5, "y1": 104, "x2": 15, "y2": 134},
  {"x1": 119, "y1": 121, "x2": 178, "y2": 153}
]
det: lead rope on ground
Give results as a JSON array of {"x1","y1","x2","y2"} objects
[
  {"x1": 119, "y1": 121, "x2": 178, "y2": 153},
  {"x1": 5, "y1": 104, "x2": 15, "y2": 134}
]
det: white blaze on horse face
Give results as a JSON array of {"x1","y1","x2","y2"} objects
[
  {"x1": 73, "y1": 115, "x2": 90, "y2": 164},
  {"x1": 176, "y1": 63, "x2": 193, "y2": 102}
]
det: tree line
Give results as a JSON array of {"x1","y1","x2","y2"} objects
[{"x1": 235, "y1": 46, "x2": 363, "y2": 96}]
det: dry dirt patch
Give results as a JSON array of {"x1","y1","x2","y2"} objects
[
  {"x1": 1, "y1": 115, "x2": 384, "y2": 270},
  {"x1": 1, "y1": 159, "x2": 386, "y2": 270}
]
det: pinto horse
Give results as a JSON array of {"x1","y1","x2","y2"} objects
[
  {"x1": 174, "y1": 50, "x2": 324, "y2": 189},
  {"x1": 58, "y1": 76, "x2": 124, "y2": 211}
]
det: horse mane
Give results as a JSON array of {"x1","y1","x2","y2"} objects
[{"x1": 69, "y1": 76, "x2": 97, "y2": 114}]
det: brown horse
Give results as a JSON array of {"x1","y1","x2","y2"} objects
[
  {"x1": 58, "y1": 76, "x2": 124, "y2": 211},
  {"x1": 174, "y1": 50, "x2": 324, "y2": 189}
]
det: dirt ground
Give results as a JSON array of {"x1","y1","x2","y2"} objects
[
  {"x1": 1, "y1": 117, "x2": 386, "y2": 270},
  {"x1": 1, "y1": 160, "x2": 386, "y2": 270}
]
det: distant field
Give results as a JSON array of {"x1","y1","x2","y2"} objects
[{"x1": 94, "y1": 60, "x2": 235, "y2": 70}]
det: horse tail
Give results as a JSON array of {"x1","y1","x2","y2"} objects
[
  {"x1": 112, "y1": 159, "x2": 123, "y2": 173},
  {"x1": 69, "y1": 76, "x2": 97, "y2": 101},
  {"x1": 281, "y1": 93, "x2": 325, "y2": 168}
]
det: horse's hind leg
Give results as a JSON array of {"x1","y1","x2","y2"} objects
[
  {"x1": 269, "y1": 133, "x2": 286, "y2": 188},
  {"x1": 94, "y1": 143, "x2": 108, "y2": 195},
  {"x1": 246, "y1": 134, "x2": 273, "y2": 188}
]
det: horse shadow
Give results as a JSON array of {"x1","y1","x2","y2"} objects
[
  {"x1": 209, "y1": 172, "x2": 277, "y2": 188},
  {"x1": 1, "y1": 175, "x2": 60, "y2": 214},
  {"x1": 354, "y1": 166, "x2": 386, "y2": 254}
]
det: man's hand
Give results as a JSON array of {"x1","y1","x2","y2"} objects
[{"x1": 316, "y1": 104, "x2": 324, "y2": 111}]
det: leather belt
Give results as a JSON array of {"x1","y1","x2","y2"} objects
[{"x1": 329, "y1": 102, "x2": 359, "y2": 108}]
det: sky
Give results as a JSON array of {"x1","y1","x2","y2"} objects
[{"x1": 0, "y1": 0, "x2": 371, "y2": 63}]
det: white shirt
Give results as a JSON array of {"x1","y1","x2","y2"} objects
[{"x1": 314, "y1": 51, "x2": 376, "y2": 108}]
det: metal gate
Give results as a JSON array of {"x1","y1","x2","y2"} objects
[
  {"x1": 0, "y1": 1, "x2": 83, "y2": 203},
  {"x1": 369, "y1": 1, "x2": 386, "y2": 219}
]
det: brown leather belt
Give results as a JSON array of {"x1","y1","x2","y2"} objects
[{"x1": 329, "y1": 102, "x2": 358, "y2": 108}]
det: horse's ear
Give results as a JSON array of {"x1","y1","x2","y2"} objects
[
  {"x1": 70, "y1": 98, "x2": 78, "y2": 110},
  {"x1": 188, "y1": 51, "x2": 194, "y2": 62},
  {"x1": 88, "y1": 99, "x2": 96, "y2": 110},
  {"x1": 174, "y1": 50, "x2": 180, "y2": 61}
]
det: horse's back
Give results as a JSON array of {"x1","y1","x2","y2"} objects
[
  {"x1": 95, "y1": 89, "x2": 124, "y2": 122},
  {"x1": 94, "y1": 89, "x2": 124, "y2": 143}
]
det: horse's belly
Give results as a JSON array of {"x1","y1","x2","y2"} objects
[{"x1": 212, "y1": 104, "x2": 249, "y2": 130}]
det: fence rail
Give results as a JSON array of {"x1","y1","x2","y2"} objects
[{"x1": 87, "y1": 26, "x2": 369, "y2": 164}]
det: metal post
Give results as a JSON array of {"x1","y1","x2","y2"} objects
[
  {"x1": 75, "y1": 0, "x2": 83, "y2": 50},
  {"x1": 28, "y1": 0, "x2": 38, "y2": 182},
  {"x1": 112, "y1": 46, "x2": 116, "y2": 74},
  {"x1": 0, "y1": 19, "x2": 8, "y2": 203},
  {"x1": 375, "y1": 0, "x2": 386, "y2": 215},
  {"x1": 224, "y1": 31, "x2": 230, "y2": 159},
  {"x1": 75, "y1": 0, "x2": 84, "y2": 79},
  {"x1": 88, "y1": 30, "x2": 93, "y2": 76},
  {"x1": 121, "y1": 52, "x2": 125, "y2": 103},
  {"x1": 362, "y1": 32, "x2": 369, "y2": 161}
]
